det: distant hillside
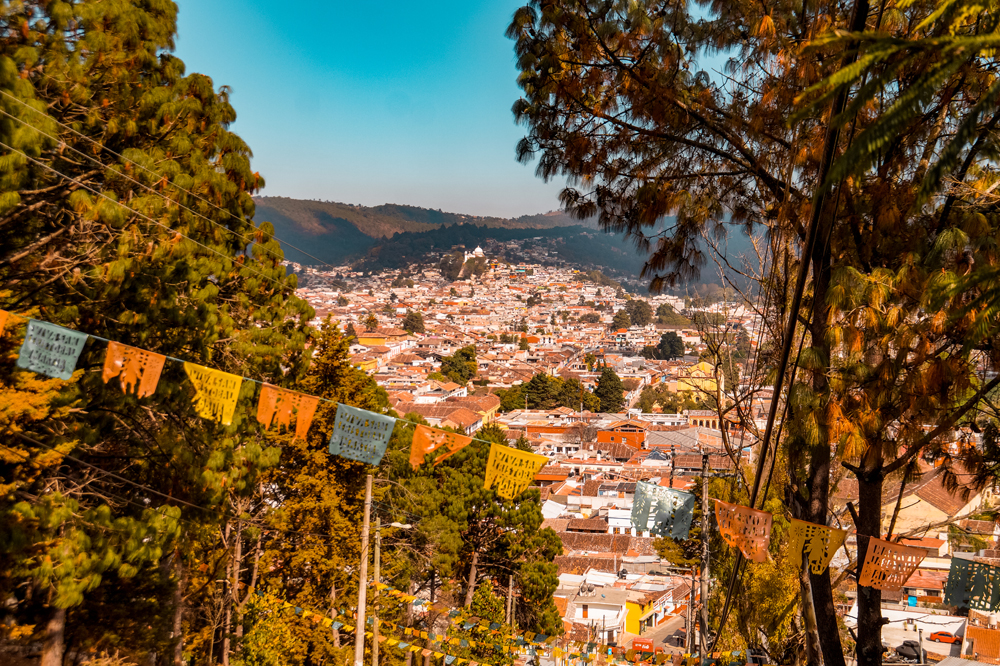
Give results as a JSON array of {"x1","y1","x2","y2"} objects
[
  {"x1": 358, "y1": 224, "x2": 647, "y2": 277},
  {"x1": 252, "y1": 196, "x2": 759, "y2": 291},
  {"x1": 251, "y1": 196, "x2": 598, "y2": 265}
]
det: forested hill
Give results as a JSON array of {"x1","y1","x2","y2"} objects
[
  {"x1": 253, "y1": 196, "x2": 758, "y2": 290},
  {"x1": 251, "y1": 196, "x2": 599, "y2": 265}
]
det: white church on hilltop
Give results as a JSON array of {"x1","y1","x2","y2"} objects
[{"x1": 463, "y1": 246, "x2": 486, "y2": 262}]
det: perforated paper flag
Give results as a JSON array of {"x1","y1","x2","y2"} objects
[
  {"x1": 715, "y1": 499, "x2": 773, "y2": 562},
  {"x1": 630, "y1": 481, "x2": 695, "y2": 539},
  {"x1": 788, "y1": 518, "x2": 848, "y2": 574},
  {"x1": 257, "y1": 384, "x2": 320, "y2": 440},
  {"x1": 0, "y1": 309, "x2": 9, "y2": 335},
  {"x1": 410, "y1": 424, "x2": 472, "y2": 469},
  {"x1": 857, "y1": 536, "x2": 926, "y2": 591},
  {"x1": 102, "y1": 341, "x2": 166, "y2": 398},
  {"x1": 483, "y1": 442, "x2": 548, "y2": 499},
  {"x1": 329, "y1": 403, "x2": 394, "y2": 465},
  {"x1": 16, "y1": 319, "x2": 88, "y2": 380},
  {"x1": 183, "y1": 362, "x2": 243, "y2": 425},
  {"x1": 944, "y1": 558, "x2": 1000, "y2": 610}
]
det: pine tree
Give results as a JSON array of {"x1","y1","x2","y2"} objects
[
  {"x1": 0, "y1": 2, "x2": 313, "y2": 662},
  {"x1": 594, "y1": 367, "x2": 625, "y2": 413},
  {"x1": 658, "y1": 332, "x2": 685, "y2": 360},
  {"x1": 258, "y1": 320, "x2": 389, "y2": 664},
  {"x1": 508, "y1": 2, "x2": 1000, "y2": 663}
]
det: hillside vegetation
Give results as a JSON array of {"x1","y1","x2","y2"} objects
[{"x1": 252, "y1": 196, "x2": 598, "y2": 264}]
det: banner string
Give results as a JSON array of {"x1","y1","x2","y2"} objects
[{"x1": 0, "y1": 310, "x2": 515, "y2": 452}]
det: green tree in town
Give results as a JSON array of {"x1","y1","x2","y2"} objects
[
  {"x1": 656, "y1": 304, "x2": 691, "y2": 326},
  {"x1": 579, "y1": 312, "x2": 601, "y2": 324},
  {"x1": 402, "y1": 310, "x2": 425, "y2": 334},
  {"x1": 610, "y1": 310, "x2": 630, "y2": 330},
  {"x1": 439, "y1": 252, "x2": 464, "y2": 281},
  {"x1": 658, "y1": 332, "x2": 685, "y2": 360},
  {"x1": 624, "y1": 299, "x2": 654, "y2": 327},
  {"x1": 363, "y1": 313, "x2": 379, "y2": 331},
  {"x1": 594, "y1": 367, "x2": 625, "y2": 413},
  {"x1": 440, "y1": 346, "x2": 477, "y2": 385},
  {"x1": 518, "y1": 336, "x2": 530, "y2": 351}
]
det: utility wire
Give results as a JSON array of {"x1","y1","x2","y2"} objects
[
  {"x1": 0, "y1": 140, "x2": 296, "y2": 294},
  {"x1": 7, "y1": 430, "x2": 406, "y2": 545},
  {"x1": 3, "y1": 309, "x2": 515, "y2": 463},
  {"x1": 0, "y1": 89, "x2": 342, "y2": 272}
]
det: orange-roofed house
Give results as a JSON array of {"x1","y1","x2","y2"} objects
[{"x1": 598, "y1": 420, "x2": 648, "y2": 449}]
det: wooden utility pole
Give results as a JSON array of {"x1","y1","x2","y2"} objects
[
  {"x1": 373, "y1": 517, "x2": 381, "y2": 666},
  {"x1": 354, "y1": 475, "x2": 373, "y2": 666},
  {"x1": 687, "y1": 567, "x2": 696, "y2": 653},
  {"x1": 700, "y1": 452, "x2": 710, "y2": 654}
]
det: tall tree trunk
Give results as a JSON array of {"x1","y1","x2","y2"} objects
[
  {"x1": 40, "y1": 607, "x2": 65, "y2": 666},
  {"x1": 800, "y1": 566, "x2": 822, "y2": 666},
  {"x1": 464, "y1": 551, "x2": 479, "y2": 608},
  {"x1": 856, "y1": 451, "x2": 885, "y2": 666},
  {"x1": 807, "y1": 240, "x2": 846, "y2": 666},
  {"x1": 172, "y1": 549, "x2": 185, "y2": 666}
]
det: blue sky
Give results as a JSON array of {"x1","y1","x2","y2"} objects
[{"x1": 174, "y1": 0, "x2": 567, "y2": 218}]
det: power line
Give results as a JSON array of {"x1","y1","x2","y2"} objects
[
  {"x1": 0, "y1": 89, "x2": 342, "y2": 272},
  {"x1": 3, "y1": 309, "x2": 519, "y2": 470},
  {"x1": 0, "y1": 140, "x2": 296, "y2": 294},
  {"x1": 7, "y1": 431, "x2": 407, "y2": 545}
]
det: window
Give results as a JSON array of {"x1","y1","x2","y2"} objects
[{"x1": 582, "y1": 605, "x2": 589, "y2": 619}]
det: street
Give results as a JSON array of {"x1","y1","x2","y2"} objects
[{"x1": 881, "y1": 627, "x2": 962, "y2": 660}]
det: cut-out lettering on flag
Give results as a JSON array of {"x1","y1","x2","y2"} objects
[
  {"x1": 483, "y1": 442, "x2": 548, "y2": 499},
  {"x1": 328, "y1": 404, "x2": 395, "y2": 465},
  {"x1": 16, "y1": 319, "x2": 89, "y2": 380},
  {"x1": 183, "y1": 362, "x2": 243, "y2": 426},
  {"x1": 715, "y1": 499, "x2": 773, "y2": 563}
]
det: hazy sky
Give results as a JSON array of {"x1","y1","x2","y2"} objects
[{"x1": 174, "y1": 0, "x2": 567, "y2": 218}]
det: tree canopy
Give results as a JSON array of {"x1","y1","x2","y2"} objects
[
  {"x1": 440, "y1": 345, "x2": 478, "y2": 385},
  {"x1": 594, "y1": 367, "x2": 626, "y2": 413}
]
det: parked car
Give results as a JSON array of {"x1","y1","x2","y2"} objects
[
  {"x1": 896, "y1": 640, "x2": 926, "y2": 662},
  {"x1": 930, "y1": 631, "x2": 961, "y2": 644}
]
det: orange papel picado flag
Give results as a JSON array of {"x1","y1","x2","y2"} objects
[
  {"x1": 483, "y1": 442, "x2": 548, "y2": 499},
  {"x1": 409, "y1": 424, "x2": 472, "y2": 469},
  {"x1": 183, "y1": 362, "x2": 242, "y2": 425},
  {"x1": 102, "y1": 341, "x2": 166, "y2": 398},
  {"x1": 788, "y1": 517, "x2": 847, "y2": 574},
  {"x1": 858, "y1": 536, "x2": 926, "y2": 591},
  {"x1": 257, "y1": 383, "x2": 320, "y2": 440},
  {"x1": 0, "y1": 309, "x2": 9, "y2": 335},
  {"x1": 715, "y1": 499, "x2": 773, "y2": 563}
]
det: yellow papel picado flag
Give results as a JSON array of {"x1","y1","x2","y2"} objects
[
  {"x1": 483, "y1": 442, "x2": 548, "y2": 499},
  {"x1": 183, "y1": 362, "x2": 243, "y2": 425},
  {"x1": 788, "y1": 517, "x2": 847, "y2": 574}
]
